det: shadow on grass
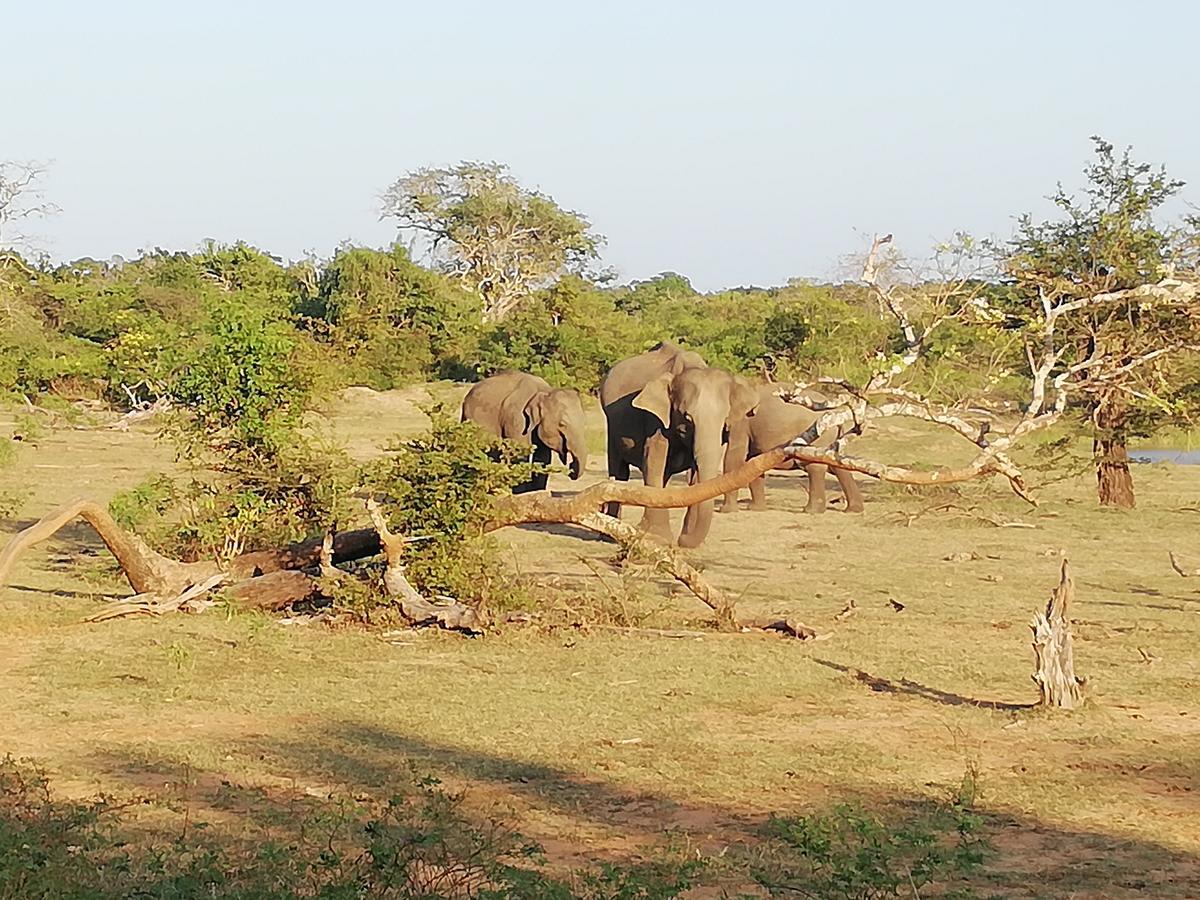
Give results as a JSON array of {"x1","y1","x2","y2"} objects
[
  {"x1": 82, "y1": 720, "x2": 1200, "y2": 898},
  {"x1": 811, "y1": 658, "x2": 1037, "y2": 711},
  {"x1": 513, "y1": 522, "x2": 612, "y2": 542}
]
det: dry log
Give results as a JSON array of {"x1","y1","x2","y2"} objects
[
  {"x1": 230, "y1": 529, "x2": 381, "y2": 579},
  {"x1": 1030, "y1": 559, "x2": 1085, "y2": 709},
  {"x1": 224, "y1": 570, "x2": 323, "y2": 611},
  {"x1": 1168, "y1": 551, "x2": 1200, "y2": 578},
  {"x1": 366, "y1": 499, "x2": 483, "y2": 634},
  {"x1": 0, "y1": 497, "x2": 218, "y2": 596},
  {"x1": 575, "y1": 511, "x2": 736, "y2": 629},
  {"x1": 739, "y1": 617, "x2": 829, "y2": 640}
]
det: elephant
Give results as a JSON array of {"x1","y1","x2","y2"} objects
[
  {"x1": 460, "y1": 370, "x2": 588, "y2": 493},
  {"x1": 600, "y1": 342, "x2": 759, "y2": 547},
  {"x1": 721, "y1": 383, "x2": 864, "y2": 514}
]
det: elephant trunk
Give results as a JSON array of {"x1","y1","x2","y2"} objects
[
  {"x1": 678, "y1": 422, "x2": 724, "y2": 548},
  {"x1": 563, "y1": 423, "x2": 588, "y2": 480}
]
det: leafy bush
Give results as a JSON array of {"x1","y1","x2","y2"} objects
[
  {"x1": 0, "y1": 756, "x2": 697, "y2": 899},
  {"x1": 367, "y1": 412, "x2": 535, "y2": 609},
  {"x1": 169, "y1": 294, "x2": 311, "y2": 455},
  {"x1": 298, "y1": 244, "x2": 481, "y2": 388},
  {"x1": 474, "y1": 276, "x2": 651, "y2": 390},
  {"x1": 747, "y1": 800, "x2": 986, "y2": 899},
  {"x1": 110, "y1": 291, "x2": 357, "y2": 562}
]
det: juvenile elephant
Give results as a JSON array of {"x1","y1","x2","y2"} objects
[
  {"x1": 600, "y1": 342, "x2": 758, "y2": 547},
  {"x1": 722, "y1": 384, "x2": 864, "y2": 514},
  {"x1": 461, "y1": 370, "x2": 588, "y2": 493}
]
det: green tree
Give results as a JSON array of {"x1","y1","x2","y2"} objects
[
  {"x1": 1002, "y1": 138, "x2": 1200, "y2": 507},
  {"x1": 381, "y1": 161, "x2": 603, "y2": 322},
  {"x1": 298, "y1": 244, "x2": 480, "y2": 386}
]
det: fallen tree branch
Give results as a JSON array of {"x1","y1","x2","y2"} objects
[
  {"x1": 576, "y1": 511, "x2": 737, "y2": 630},
  {"x1": 0, "y1": 497, "x2": 219, "y2": 595},
  {"x1": 1168, "y1": 550, "x2": 1200, "y2": 578},
  {"x1": 366, "y1": 499, "x2": 483, "y2": 634}
]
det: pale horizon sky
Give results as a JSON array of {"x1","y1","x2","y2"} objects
[{"x1": 6, "y1": 1, "x2": 1198, "y2": 290}]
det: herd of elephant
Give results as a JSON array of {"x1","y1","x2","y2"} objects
[{"x1": 461, "y1": 341, "x2": 864, "y2": 548}]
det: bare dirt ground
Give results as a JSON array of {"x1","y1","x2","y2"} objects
[{"x1": 3, "y1": 384, "x2": 1199, "y2": 897}]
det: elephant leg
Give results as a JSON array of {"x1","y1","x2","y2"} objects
[
  {"x1": 720, "y1": 429, "x2": 750, "y2": 515},
  {"x1": 604, "y1": 436, "x2": 630, "y2": 518},
  {"x1": 836, "y1": 467, "x2": 864, "y2": 513},
  {"x1": 514, "y1": 444, "x2": 552, "y2": 494},
  {"x1": 638, "y1": 432, "x2": 674, "y2": 541},
  {"x1": 748, "y1": 474, "x2": 768, "y2": 511},
  {"x1": 804, "y1": 462, "x2": 829, "y2": 514},
  {"x1": 750, "y1": 457, "x2": 792, "y2": 511}
]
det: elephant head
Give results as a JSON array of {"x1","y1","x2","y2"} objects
[
  {"x1": 632, "y1": 367, "x2": 758, "y2": 547},
  {"x1": 522, "y1": 388, "x2": 588, "y2": 480}
]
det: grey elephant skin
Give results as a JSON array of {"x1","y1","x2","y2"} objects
[
  {"x1": 460, "y1": 371, "x2": 589, "y2": 493},
  {"x1": 599, "y1": 342, "x2": 759, "y2": 548},
  {"x1": 723, "y1": 383, "x2": 864, "y2": 514}
]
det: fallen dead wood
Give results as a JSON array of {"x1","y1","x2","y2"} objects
[
  {"x1": 1168, "y1": 550, "x2": 1200, "y2": 578},
  {"x1": 1, "y1": 440, "x2": 1041, "y2": 632},
  {"x1": 739, "y1": 617, "x2": 830, "y2": 640},
  {"x1": 575, "y1": 511, "x2": 736, "y2": 629},
  {"x1": 231, "y1": 529, "x2": 381, "y2": 579},
  {"x1": 224, "y1": 570, "x2": 323, "y2": 611},
  {"x1": 0, "y1": 497, "x2": 218, "y2": 596},
  {"x1": 366, "y1": 499, "x2": 483, "y2": 634}
]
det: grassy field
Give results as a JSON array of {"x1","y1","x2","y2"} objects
[{"x1": 2, "y1": 385, "x2": 1199, "y2": 897}]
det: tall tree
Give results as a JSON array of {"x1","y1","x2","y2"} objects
[
  {"x1": 1002, "y1": 138, "x2": 1200, "y2": 507},
  {"x1": 380, "y1": 161, "x2": 602, "y2": 322}
]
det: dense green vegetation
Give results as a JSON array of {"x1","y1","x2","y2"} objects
[
  {"x1": 0, "y1": 244, "x2": 907, "y2": 403},
  {"x1": 0, "y1": 755, "x2": 985, "y2": 899}
]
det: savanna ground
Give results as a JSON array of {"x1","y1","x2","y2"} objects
[{"x1": 2, "y1": 385, "x2": 1199, "y2": 897}]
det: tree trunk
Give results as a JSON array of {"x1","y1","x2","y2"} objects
[
  {"x1": 1030, "y1": 559, "x2": 1085, "y2": 709},
  {"x1": 1093, "y1": 397, "x2": 1135, "y2": 508}
]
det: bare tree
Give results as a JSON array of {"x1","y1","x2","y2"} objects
[
  {"x1": 780, "y1": 228, "x2": 1200, "y2": 508},
  {"x1": 0, "y1": 160, "x2": 58, "y2": 254}
]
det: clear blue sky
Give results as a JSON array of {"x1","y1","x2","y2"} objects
[{"x1": 7, "y1": 1, "x2": 1198, "y2": 290}]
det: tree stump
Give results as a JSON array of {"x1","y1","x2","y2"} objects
[{"x1": 1030, "y1": 559, "x2": 1085, "y2": 708}]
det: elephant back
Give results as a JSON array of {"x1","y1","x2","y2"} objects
[{"x1": 600, "y1": 343, "x2": 707, "y2": 408}]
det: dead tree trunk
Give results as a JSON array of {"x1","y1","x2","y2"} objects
[
  {"x1": 0, "y1": 497, "x2": 219, "y2": 595},
  {"x1": 1030, "y1": 559, "x2": 1085, "y2": 709}
]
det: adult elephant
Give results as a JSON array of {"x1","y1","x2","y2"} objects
[
  {"x1": 461, "y1": 370, "x2": 589, "y2": 493},
  {"x1": 600, "y1": 342, "x2": 758, "y2": 547},
  {"x1": 722, "y1": 384, "x2": 864, "y2": 514}
]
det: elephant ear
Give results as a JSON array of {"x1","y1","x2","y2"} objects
[
  {"x1": 632, "y1": 373, "x2": 673, "y2": 428},
  {"x1": 521, "y1": 391, "x2": 551, "y2": 438},
  {"x1": 731, "y1": 377, "x2": 760, "y2": 420},
  {"x1": 670, "y1": 348, "x2": 706, "y2": 374}
]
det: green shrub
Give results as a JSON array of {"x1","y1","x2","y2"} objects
[
  {"x1": 747, "y1": 800, "x2": 986, "y2": 899},
  {"x1": 474, "y1": 276, "x2": 650, "y2": 391},
  {"x1": 0, "y1": 756, "x2": 697, "y2": 899},
  {"x1": 169, "y1": 293, "x2": 311, "y2": 456},
  {"x1": 122, "y1": 292, "x2": 356, "y2": 562},
  {"x1": 299, "y1": 244, "x2": 481, "y2": 388},
  {"x1": 367, "y1": 412, "x2": 535, "y2": 609}
]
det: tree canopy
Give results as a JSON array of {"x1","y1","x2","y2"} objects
[{"x1": 380, "y1": 161, "x2": 603, "y2": 322}]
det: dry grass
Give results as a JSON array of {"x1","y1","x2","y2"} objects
[{"x1": 2, "y1": 387, "x2": 1200, "y2": 897}]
